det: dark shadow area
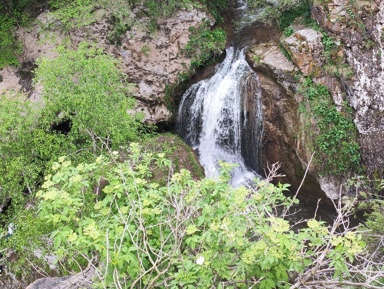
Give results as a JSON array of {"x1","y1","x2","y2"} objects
[
  {"x1": 51, "y1": 118, "x2": 72, "y2": 135},
  {"x1": 16, "y1": 61, "x2": 37, "y2": 96}
]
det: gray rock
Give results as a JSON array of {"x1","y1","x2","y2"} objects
[
  {"x1": 3, "y1": 7, "x2": 214, "y2": 124},
  {"x1": 247, "y1": 43, "x2": 299, "y2": 92},
  {"x1": 313, "y1": 0, "x2": 384, "y2": 175},
  {"x1": 25, "y1": 267, "x2": 95, "y2": 289},
  {"x1": 282, "y1": 29, "x2": 324, "y2": 76}
]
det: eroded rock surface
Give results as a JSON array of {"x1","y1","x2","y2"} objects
[
  {"x1": 246, "y1": 32, "x2": 351, "y2": 199},
  {"x1": 245, "y1": 34, "x2": 332, "y2": 198},
  {"x1": 245, "y1": 1, "x2": 384, "y2": 195},
  {"x1": 0, "y1": 7, "x2": 213, "y2": 124},
  {"x1": 282, "y1": 29, "x2": 324, "y2": 76},
  {"x1": 246, "y1": 43, "x2": 299, "y2": 92},
  {"x1": 312, "y1": 0, "x2": 384, "y2": 175}
]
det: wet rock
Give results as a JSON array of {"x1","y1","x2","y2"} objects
[
  {"x1": 243, "y1": 28, "x2": 342, "y2": 199},
  {"x1": 257, "y1": 73, "x2": 330, "y2": 200},
  {"x1": 247, "y1": 32, "x2": 349, "y2": 199},
  {"x1": 240, "y1": 74, "x2": 263, "y2": 173}
]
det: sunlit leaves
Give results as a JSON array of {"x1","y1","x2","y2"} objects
[{"x1": 36, "y1": 143, "x2": 367, "y2": 288}]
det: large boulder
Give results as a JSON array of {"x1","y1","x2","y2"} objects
[{"x1": 246, "y1": 43, "x2": 299, "y2": 92}]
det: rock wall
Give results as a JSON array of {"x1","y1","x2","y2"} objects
[
  {"x1": 312, "y1": 0, "x2": 384, "y2": 175},
  {"x1": 245, "y1": 1, "x2": 384, "y2": 198},
  {"x1": 0, "y1": 7, "x2": 213, "y2": 124},
  {"x1": 246, "y1": 38, "x2": 332, "y2": 199}
]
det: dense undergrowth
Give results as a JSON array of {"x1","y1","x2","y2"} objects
[
  {"x1": 299, "y1": 79, "x2": 362, "y2": 175},
  {"x1": 0, "y1": 42, "x2": 147, "y2": 220}
]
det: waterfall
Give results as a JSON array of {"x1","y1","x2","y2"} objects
[{"x1": 177, "y1": 47, "x2": 263, "y2": 187}]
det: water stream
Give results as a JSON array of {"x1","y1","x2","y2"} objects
[{"x1": 177, "y1": 47, "x2": 263, "y2": 187}]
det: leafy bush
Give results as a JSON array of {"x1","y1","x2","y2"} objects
[
  {"x1": 0, "y1": 93, "x2": 68, "y2": 208},
  {"x1": 0, "y1": 0, "x2": 31, "y2": 68},
  {"x1": 183, "y1": 20, "x2": 226, "y2": 68},
  {"x1": 0, "y1": 0, "x2": 50, "y2": 67},
  {"x1": 0, "y1": 43, "x2": 145, "y2": 218},
  {"x1": 247, "y1": 0, "x2": 312, "y2": 30},
  {"x1": 47, "y1": 0, "x2": 96, "y2": 31},
  {"x1": 30, "y1": 144, "x2": 378, "y2": 288},
  {"x1": 199, "y1": 0, "x2": 227, "y2": 22},
  {"x1": 129, "y1": 0, "x2": 227, "y2": 23},
  {"x1": 0, "y1": 16, "x2": 23, "y2": 68},
  {"x1": 35, "y1": 42, "x2": 145, "y2": 153},
  {"x1": 275, "y1": 1, "x2": 312, "y2": 30}
]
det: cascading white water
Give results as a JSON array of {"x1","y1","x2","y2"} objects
[{"x1": 177, "y1": 47, "x2": 263, "y2": 187}]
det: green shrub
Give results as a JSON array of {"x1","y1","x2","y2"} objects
[
  {"x1": 0, "y1": 93, "x2": 68, "y2": 209},
  {"x1": 0, "y1": 16, "x2": 23, "y2": 68},
  {"x1": 321, "y1": 33, "x2": 338, "y2": 63},
  {"x1": 301, "y1": 78, "x2": 362, "y2": 175},
  {"x1": 247, "y1": 0, "x2": 313, "y2": 30},
  {"x1": 35, "y1": 42, "x2": 145, "y2": 152},
  {"x1": 0, "y1": 0, "x2": 49, "y2": 67},
  {"x1": 276, "y1": 1, "x2": 312, "y2": 30},
  {"x1": 31, "y1": 144, "x2": 372, "y2": 288},
  {"x1": 183, "y1": 20, "x2": 226, "y2": 68},
  {"x1": 199, "y1": 0, "x2": 227, "y2": 22},
  {"x1": 0, "y1": 0, "x2": 31, "y2": 68},
  {"x1": 0, "y1": 42, "x2": 146, "y2": 219},
  {"x1": 47, "y1": 0, "x2": 96, "y2": 31}
]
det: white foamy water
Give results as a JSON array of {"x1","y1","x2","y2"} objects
[{"x1": 177, "y1": 47, "x2": 262, "y2": 187}]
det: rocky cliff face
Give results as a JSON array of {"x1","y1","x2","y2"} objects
[
  {"x1": 247, "y1": 37, "x2": 333, "y2": 199},
  {"x1": 0, "y1": 7, "x2": 212, "y2": 124},
  {"x1": 312, "y1": 0, "x2": 384, "y2": 175},
  {"x1": 245, "y1": 1, "x2": 384, "y2": 199}
]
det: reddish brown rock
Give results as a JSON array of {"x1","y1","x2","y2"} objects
[{"x1": 246, "y1": 43, "x2": 299, "y2": 92}]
